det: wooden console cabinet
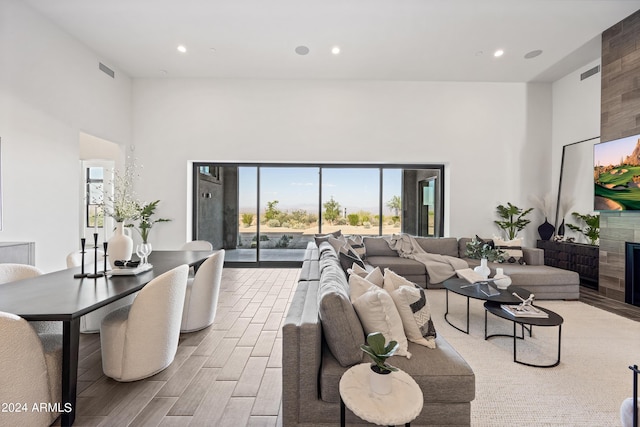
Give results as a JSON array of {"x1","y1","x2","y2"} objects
[
  {"x1": 536, "y1": 240, "x2": 599, "y2": 289},
  {"x1": 0, "y1": 242, "x2": 35, "y2": 265}
]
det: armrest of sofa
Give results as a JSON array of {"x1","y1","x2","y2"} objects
[
  {"x1": 282, "y1": 280, "x2": 323, "y2": 426},
  {"x1": 523, "y1": 247, "x2": 544, "y2": 265}
]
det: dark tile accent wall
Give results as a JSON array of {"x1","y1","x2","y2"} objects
[{"x1": 600, "y1": 9, "x2": 640, "y2": 302}]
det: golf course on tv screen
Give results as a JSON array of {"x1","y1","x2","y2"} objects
[{"x1": 594, "y1": 134, "x2": 640, "y2": 211}]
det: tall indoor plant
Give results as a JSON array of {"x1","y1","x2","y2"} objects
[{"x1": 494, "y1": 203, "x2": 533, "y2": 240}]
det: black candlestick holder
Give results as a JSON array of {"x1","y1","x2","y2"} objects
[
  {"x1": 103, "y1": 241, "x2": 109, "y2": 274},
  {"x1": 87, "y1": 233, "x2": 105, "y2": 278},
  {"x1": 74, "y1": 237, "x2": 88, "y2": 279}
]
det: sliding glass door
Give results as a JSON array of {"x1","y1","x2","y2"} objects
[{"x1": 193, "y1": 163, "x2": 444, "y2": 266}]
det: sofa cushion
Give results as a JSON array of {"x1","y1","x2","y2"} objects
[
  {"x1": 366, "y1": 256, "x2": 427, "y2": 277},
  {"x1": 363, "y1": 237, "x2": 398, "y2": 257},
  {"x1": 320, "y1": 338, "x2": 475, "y2": 404},
  {"x1": 318, "y1": 262, "x2": 365, "y2": 367},
  {"x1": 414, "y1": 237, "x2": 459, "y2": 258}
]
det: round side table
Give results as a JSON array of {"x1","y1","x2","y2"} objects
[{"x1": 339, "y1": 363, "x2": 423, "y2": 426}]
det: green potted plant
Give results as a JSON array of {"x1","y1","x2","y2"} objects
[
  {"x1": 494, "y1": 203, "x2": 533, "y2": 240},
  {"x1": 131, "y1": 200, "x2": 171, "y2": 244},
  {"x1": 360, "y1": 332, "x2": 398, "y2": 395},
  {"x1": 566, "y1": 212, "x2": 600, "y2": 245}
]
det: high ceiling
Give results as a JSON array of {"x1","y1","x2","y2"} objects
[{"x1": 22, "y1": 0, "x2": 640, "y2": 82}]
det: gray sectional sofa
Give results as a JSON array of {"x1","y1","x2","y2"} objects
[
  {"x1": 363, "y1": 236, "x2": 580, "y2": 300},
  {"x1": 282, "y1": 242, "x2": 475, "y2": 427}
]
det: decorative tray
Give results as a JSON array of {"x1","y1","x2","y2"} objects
[{"x1": 107, "y1": 264, "x2": 153, "y2": 276}]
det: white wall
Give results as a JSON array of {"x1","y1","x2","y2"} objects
[
  {"x1": 551, "y1": 58, "x2": 601, "y2": 237},
  {"x1": 0, "y1": 0, "x2": 132, "y2": 271},
  {"x1": 132, "y1": 79, "x2": 553, "y2": 248}
]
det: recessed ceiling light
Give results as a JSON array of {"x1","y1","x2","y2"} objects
[
  {"x1": 295, "y1": 46, "x2": 310, "y2": 55},
  {"x1": 331, "y1": 46, "x2": 341, "y2": 55},
  {"x1": 524, "y1": 49, "x2": 543, "y2": 59},
  {"x1": 494, "y1": 49, "x2": 504, "y2": 58},
  {"x1": 177, "y1": 45, "x2": 187, "y2": 53}
]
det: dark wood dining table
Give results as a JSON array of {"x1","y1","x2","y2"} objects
[{"x1": 0, "y1": 250, "x2": 212, "y2": 426}]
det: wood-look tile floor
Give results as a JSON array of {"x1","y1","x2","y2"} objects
[{"x1": 59, "y1": 268, "x2": 299, "y2": 427}]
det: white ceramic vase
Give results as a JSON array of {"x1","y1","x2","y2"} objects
[
  {"x1": 473, "y1": 258, "x2": 491, "y2": 279},
  {"x1": 493, "y1": 267, "x2": 512, "y2": 289},
  {"x1": 107, "y1": 222, "x2": 133, "y2": 268},
  {"x1": 369, "y1": 365, "x2": 393, "y2": 395}
]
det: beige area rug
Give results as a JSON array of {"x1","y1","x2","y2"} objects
[{"x1": 426, "y1": 289, "x2": 639, "y2": 427}]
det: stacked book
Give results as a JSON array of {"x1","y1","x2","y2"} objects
[
  {"x1": 455, "y1": 268, "x2": 500, "y2": 297},
  {"x1": 500, "y1": 304, "x2": 548, "y2": 318}
]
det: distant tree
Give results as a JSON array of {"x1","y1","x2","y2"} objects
[
  {"x1": 323, "y1": 196, "x2": 341, "y2": 224},
  {"x1": 386, "y1": 195, "x2": 401, "y2": 217},
  {"x1": 265, "y1": 200, "x2": 280, "y2": 221}
]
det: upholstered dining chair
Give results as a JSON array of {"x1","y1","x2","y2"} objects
[
  {"x1": 66, "y1": 250, "x2": 136, "y2": 333},
  {"x1": 0, "y1": 262, "x2": 42, "y2": 284},
  {"x1": 100, "y1": 264, "x2": 189, "y2": 382},
  {"x1": 0, "y1": 263, "x2": 61, "y2": 334},
  {"x1": 0, "y1": 311, "x2": 62, "y2": 427},
  {"x1": 180, "y1": 249, "x2": 225, "y2": 333},
  {"x1": 180, "y1": 240, "x2": 214, "y2": 251}
]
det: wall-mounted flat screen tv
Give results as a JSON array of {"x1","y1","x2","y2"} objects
[{"x1": 594, "y1": 133, "x2": 640, "y2": 210}]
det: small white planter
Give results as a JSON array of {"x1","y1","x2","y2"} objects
[{"x1": 369, "y1": 365, "x2": 393, "y2": 395}]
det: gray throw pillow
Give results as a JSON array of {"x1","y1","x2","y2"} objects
[{"x1": 318, "y1": 265, "x2": 365, "y2": 367}]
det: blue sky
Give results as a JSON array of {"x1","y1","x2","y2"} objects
[
  {"x1": 594, "y1": 134, "x2": 640, "y2": 167},
  {"x1": 238, "y1": 167, "x2": 402, "y2": 215}
]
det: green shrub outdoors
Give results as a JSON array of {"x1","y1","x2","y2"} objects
[
  {"x1": 281, "y1": 221, "x2": 291, "y2": 228},
  {"x1": 241, "y1": 213, "x2": 254, "y2": 227},
  {"x1": 267, "y1": 219, "x2": 281, "y2": 227},
  {"x1": 335, "y1": 217, "x2": 348, "y2": 226},
  {"x1": 347, "y1": 214, "x2": 360, "y2": 226}
]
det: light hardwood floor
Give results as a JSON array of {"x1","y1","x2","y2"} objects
[{"x1": 59, "y1": 268, "x2": 299, "y2": 427}]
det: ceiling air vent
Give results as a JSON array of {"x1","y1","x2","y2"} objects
[
  {"x1": 580, "y1": 65, "x2": 600, "y2": 81},
  {"x1": 98, "y1": 62, "x2": 115, "y2": 78}
]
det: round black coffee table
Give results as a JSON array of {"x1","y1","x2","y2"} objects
[
  {"x1": 484, "y1": 301, "x2": 563, "y2": 368},
  {"x1": 443, "y1": 277, "x2": 533, "y2": 334}
]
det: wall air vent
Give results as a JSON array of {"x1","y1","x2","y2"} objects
[
  {"x1": 580, "y1": 65, "x2": 600, "y2": 81},
  {"x1": 98, "y1": 62, "x2": 115, "y2": 78}
]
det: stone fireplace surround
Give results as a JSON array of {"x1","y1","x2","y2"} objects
[{"x1": 599, "y1": 10, "x2": 640, "y2": 303}]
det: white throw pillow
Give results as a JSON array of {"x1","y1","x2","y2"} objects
[
  {"x1": 328, "y1": 235, "x2": 347, "y2": 253},
  {"x1": 348, "y1": 274, "x2": 379, "y2": 302},
  {"x1": 383, "y1": 268, "x2": 417, "y2": 292},
  {"x1": 348, "y1": 263, "x2": 369, "y2": 277},
  {"x1": 352, "y1": 287, "x2": 411, "y2": 358},
  {"x1": 389, "y1": 285, "x2": 437, "y2": 349},
  {"x1": 365, "y1": 267, "x2": 384, "y2": 287}
]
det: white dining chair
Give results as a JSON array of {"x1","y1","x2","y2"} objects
[
  {"x1": 181, "y1": 250, "x2": 225, "y2": 333},
  {"x1": 180, "y1": 240, "x2": 213, "y2": 251},
  {"x1": 0, "y1": 311, "x2": 62, "y2": 427},
  {"x1": 66, "y1": 250, "x2": 137, "y2": 333},
  {"x1": 0, "y1": 263, "x2": 61, "y2": 334},
  {"x1": 100, "y1": 264, "x2": 189, "y2": 382}
]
